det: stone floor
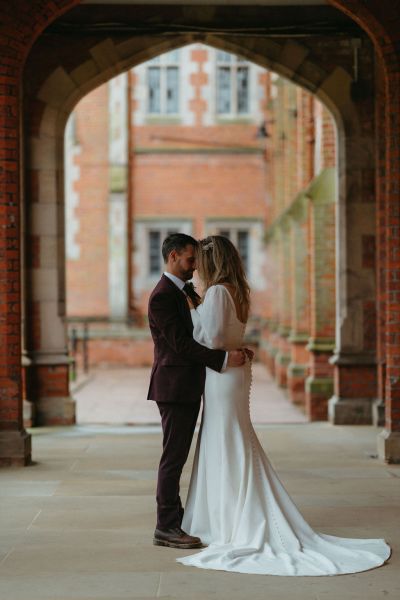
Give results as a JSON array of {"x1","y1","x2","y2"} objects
[
  {"x1": 0, "y1": 422, "x2": 399, "y2": 599},
  {"x1": 74, "y1": 363, "x2": 308, "y2": 425}
]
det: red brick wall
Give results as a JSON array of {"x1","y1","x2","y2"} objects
[
  {"x1": 66, "y1": 84, "x2": 110, "y2": 317},
  {"x1": 133, "y1": 153, "x2": 266, "y2": 237},
  {"x1": 66, "y1": 54, "x2": 269, "y2": 320}
]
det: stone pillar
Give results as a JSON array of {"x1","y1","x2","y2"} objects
[
  {"x1": 24, "y1": 106, "x2": 75, "y2": 426},
  {"x1": 305, "y1": 168, "x2": 335, "y2": 420},
  {"x1": 260, "y1": 230, "x2": 279, "y2": 375},
  {"x1": 328, "y1": 129, "x2": 377, "y2": 425},
  {"x1": 274, "y1": 221, "x2": 291, "y2": 388},
  {"x1": 108, "y1": 74, "x2": 129, "y2": 320},
  {"x1": 287, "y1": 195, "x2": 310, "y2": 406}
]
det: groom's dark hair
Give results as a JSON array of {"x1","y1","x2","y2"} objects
[{"x1": 162, "y1": 233, "x2": 198, "y2": 262}]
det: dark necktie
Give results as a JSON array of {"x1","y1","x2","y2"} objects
[{"x1": 183, "y1": 283, "x2": 201, "y2": 307}]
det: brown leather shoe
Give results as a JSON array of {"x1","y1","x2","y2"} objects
[{"x1": 153, "y1": 527, "x2": 203, "y2": 549}]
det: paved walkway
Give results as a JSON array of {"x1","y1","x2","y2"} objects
[
  {"x1": 74, "y1": 363, "x2": 308, "y2": 425},
  {"x1": 0, "y1": 423, "x2": 398, "y2": 599}
]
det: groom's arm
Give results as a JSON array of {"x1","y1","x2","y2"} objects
[{"x1": 149, "y1": 291, "x2": 226, "y2": 372}]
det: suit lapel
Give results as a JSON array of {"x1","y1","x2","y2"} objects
[{"x1": 161, "y1": 275, "x2": 194, "y2": 333}]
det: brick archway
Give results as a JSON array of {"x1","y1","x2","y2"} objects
[
  {"x1": 0, "y1": 1, "x2": 399, "y2": 465},
  {"x1": 24, "y1": 21, "x2": 375, "y2": 426}
]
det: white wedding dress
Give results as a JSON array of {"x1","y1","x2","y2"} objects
[{"x1": 176, "y1": 284, "x2": 391, "y2": 576}]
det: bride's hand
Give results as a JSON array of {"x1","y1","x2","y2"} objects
[
  {"x1": 227, "y1": 349, "x2": 246, "y2": 367},
  {"x1": 244, "y1": 348, "x2": 254, "y2": 361}
]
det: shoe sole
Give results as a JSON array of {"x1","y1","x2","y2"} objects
[{"x1": 153, "y1": 538, "x2": 203, "y2": 549}]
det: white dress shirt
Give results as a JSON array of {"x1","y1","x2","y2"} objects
[{"x1": 163, "y1": 271, "x2": 228, "y2": 371}]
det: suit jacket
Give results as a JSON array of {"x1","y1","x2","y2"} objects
[{"x1": 147, "y1": 274, "x2": 226, "y2": 403}]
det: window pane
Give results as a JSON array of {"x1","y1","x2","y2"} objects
[
  {"x1": 237, "y1": 67, "x2": 249, "y2": 114},
  {"x1": 217, "y1": 50, "x2": 232, "y2": 63},
  {"x1": 166, "y1": 67, "x2": 179, "y2": 114},
  {"x1": 148, "y1": 67, "x2": 161, "y2": 113},
  {"x1": 238, "y1": 230, "x2": 249, "y2": 272},
  {"x1": 148, "y1": 55, "x2": 161, "y2": 64},
  {"x1": 217, "y1": 67, "x2": 231, "y2": 114},
  {"x1": 149, "y1": 231, "x2": 161, "y2": 275},
  {"x1": 218, "y1": 229, "x2": 231, "y2": 239}
]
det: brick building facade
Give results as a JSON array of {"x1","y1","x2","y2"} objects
[
  {"x1": 65, "y1": 45, "x2": 335, "y2": 395},
  {"x1": 66, "y1": 45, "x2": 270, "y2": 323}
]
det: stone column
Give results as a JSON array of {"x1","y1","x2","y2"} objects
[
  {"x1": 328, "y1": 129, "x2": 377, "y2": 425},
  {"x1": 287, "y1": 194, "x2": 310, "y2": 406},
  {"x1": 24, "y1": 105, "x2": 75, "y2": 426},
  {"x1": 305, "y1": 168, "x2": 336, "y2": 420},
  {"x1": 108, "y1": 73, "x2": 128, "y2": 320},
  {"x1": 274, "y1": 219, "x2": 291, "y2": 388},
  {"x1": 260, "y1": 231, "x2": 280, "y2": 375}
]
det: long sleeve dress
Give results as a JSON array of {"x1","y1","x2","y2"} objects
[{"x1": 176, "y1": 284, "x2": 391, "y2": 576}]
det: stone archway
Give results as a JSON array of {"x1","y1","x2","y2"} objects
[
  {"x1": 23, "y1": 10, "x2": 375, "y2": 430},
  {"x1": 0, "y1": 0, "x2": 399, "y2": 465}
]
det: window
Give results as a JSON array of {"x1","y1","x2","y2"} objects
[
  {"x1": 237, "y1": 230, "x2": 249, "y2": 272},
  {"x1": 217, "y1": 228, "x2": 249, "y2": 272},
  {"x1": 216, "y1": 51, "x2": 249, "y2": 116},
  {"x1": 147, "y1": 50, "x2": 180, "y2": 115},
  {"x1": 148, "y1": 228, "x2": 177, "y2": 276},
  {"x1": 149, "y1": 231, "x2": 161, "y2": 275}
]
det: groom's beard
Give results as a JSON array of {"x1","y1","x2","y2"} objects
[{"x1": 180, "y1": 269, "x2": 195, "y2": 281}]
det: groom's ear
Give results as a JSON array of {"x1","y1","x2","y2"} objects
[{"x1": 168, "y1": 249, "x2": 180, "y2": 264}]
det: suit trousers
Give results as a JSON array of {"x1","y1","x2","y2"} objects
[{"x1": 156, "y1": 400, "x2": 201, "y2": 530}]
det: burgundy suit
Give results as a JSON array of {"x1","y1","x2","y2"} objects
[{"x1": 147, "y1": 274, "x2": 225, "y2": 529}]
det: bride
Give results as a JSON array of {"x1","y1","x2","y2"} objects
[{"x1": 176, "y1": 235, "x2": 391, "y2": 576}]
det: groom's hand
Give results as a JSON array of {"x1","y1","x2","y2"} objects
[{"x1": 227, "y1": 349, "x2": 246, "y2": 367}]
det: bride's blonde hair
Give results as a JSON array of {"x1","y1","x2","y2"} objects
[{"x1": 196, "y1": 235, "x2": 250, "y2": 322}]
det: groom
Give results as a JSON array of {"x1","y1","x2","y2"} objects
[{"x1": 147, "y1": 233, "x2": 246, "y2": 549}]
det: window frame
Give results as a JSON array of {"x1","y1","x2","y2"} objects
[
  {"x1": 146, "y1": 50, "x2": 181, "y2": 116},
  {"x1": 147, "y1": 226, "x2": 178, "y2": 277},
  {"x1": 211, "y1": 225, "x2": 251, "y2": 274},
  {"x1": 215, "y1": 51, "x2": 250, "y2": 118}
]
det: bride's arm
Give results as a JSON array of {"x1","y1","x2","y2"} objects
[{"x1": 190, "y1": 285, "x2": 232, "y2": 349}]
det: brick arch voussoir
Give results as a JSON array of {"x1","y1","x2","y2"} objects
[
  {"x1": 29, "y1": 34, "x2": 198, "y2": 142},
  {"x1": 0, "y1": 1, "x2": 82, "y2": 71}
]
